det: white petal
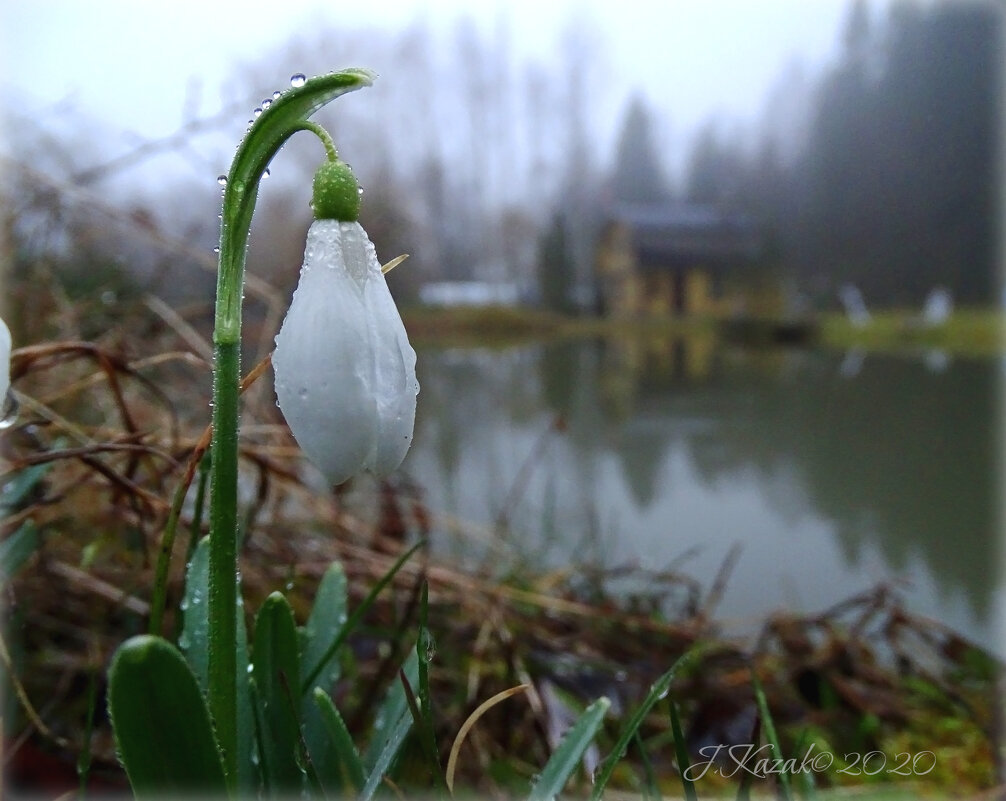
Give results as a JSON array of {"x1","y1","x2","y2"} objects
[
  {"x1": 360, "y1": 239, "x2": 419, "y2": 475},
  {"x1": 274, "y1": 221, "x2": 374, "y2": 484},
  {"x1": 0, "y1": 317, "x2": 10, "y2": 404},
  {"x1": 273, "y1": 221, "x2": 419, "y2": 485}
]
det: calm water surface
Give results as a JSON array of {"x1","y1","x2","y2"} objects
[{"x1": 397, "y1": 335, "x2": 1001, "y2": 655}]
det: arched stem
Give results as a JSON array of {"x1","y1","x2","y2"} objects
[{"x1": 208, "y1": 68, "x2": 373, "y2": 789}]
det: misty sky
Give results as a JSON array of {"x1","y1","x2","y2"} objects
[{"x1": 2, "y1": 0, "x2": 859, "y2": 175}]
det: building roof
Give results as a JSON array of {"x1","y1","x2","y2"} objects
[{"x1": 607, "y1": 202, "x2": 764, "y2": 268}]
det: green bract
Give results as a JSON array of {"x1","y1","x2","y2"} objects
[{"x1": 312, "y1": 159, "x2": 361, "y2": 221}]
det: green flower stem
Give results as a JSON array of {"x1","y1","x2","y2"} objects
[
  {"x1": 293, "y1": 120, "x2": 338, "y2": 161},
  {"x1": 208, "y1": 68, "x2": 374, "y2": 788}
]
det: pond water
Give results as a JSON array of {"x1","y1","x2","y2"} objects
[{"x1": 396, "y1": 334, "x2": 1002, "y2": 655}]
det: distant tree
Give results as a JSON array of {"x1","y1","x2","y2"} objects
[
  {"x1": 538, "y1": 212, "x2": 576, "y2": 313},
  {"x1": 684, "y1": 122, "x2": 746, "y2": 206},
  {"x1": 795, "y1": 1, "x2": 1001, "y2": 305},
  {"x1": 610, "y1": 96, "x2": 670, "y2": 204}
]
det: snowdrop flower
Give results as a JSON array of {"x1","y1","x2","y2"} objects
[{"x1": 272, "y1": 159, "x2": 419, "y2": 485}]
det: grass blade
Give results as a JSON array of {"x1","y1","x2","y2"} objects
[
  {"x1": 529, "y1": 696, "x2": 610, "y2": 801},
  {"x1": 107, "y1": 635, "x2": 227, "y2": 796},
  {"x1": 302, "y1": 541, "x2": 424, "y2": 693},
  {"x1": 752, "y1": 671, "x2": 793, "y2": 801},
  {"x1": 312, "y1": 687, "x2": 366, "y2": 794},
  {"x1": 590, "y1": 645, "x2": 706, "y2": 801},
  {"x1": 415, "y1": 581, "x2": 446, "y2": 790},
  {"x1": 365, "y1": 648, "x2": 420, "y2": 770},
  {"x1": 634, "y1": 729, "x2": 661, "y2": 801},
  {"x1": 669, "y1": 699, "x2": 697, "y2": 801},
  {"x1": 446, "y1": 684, "x2": 529, "y2": 795},
  {"x1": 360, "y1": 707, "x2": 413, "y2": 801}
]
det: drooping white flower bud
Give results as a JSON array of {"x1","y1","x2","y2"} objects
[{"x1": 272, "y1": 220, "x2": 419, "y2": 485}]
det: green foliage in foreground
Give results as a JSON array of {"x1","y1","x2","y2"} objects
[{"x1": 107, "y1": 542, "x2": 661, "y2": 799}]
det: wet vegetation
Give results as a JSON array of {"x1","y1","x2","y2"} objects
[{"x1": 1, "y1": 282, "x2": 1001, "y2": 797}]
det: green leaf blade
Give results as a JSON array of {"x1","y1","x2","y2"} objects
[
  {"x1": 300, "y1": 561, "x2": 348, "y2": 690},
  {"x1": 0, "y1": 521, "x2": 39, "y2": 584},
  {"x1": 252, "y1": 591, "x2": 303, "y2": 794},
  {"x1": 530, "y1": 696, "x2": 611, "y2": 801},
  {"x1": 312, "y1": 687, "x2": 366, "y2": 795},
  {"x1": 107, "y1": 635, "x2": 227, "y2": 797},
  {"x1": 590, "y1": 645, "x2": 709, "y2": 801}
]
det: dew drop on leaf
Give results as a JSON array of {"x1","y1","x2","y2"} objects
[{"x1": 290, "y1": 73, "x2": 306, "y2": 87}]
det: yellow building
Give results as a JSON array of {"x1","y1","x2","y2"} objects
[{"x1": 596, "y1": 203, "x2": 770, "y2": 318}]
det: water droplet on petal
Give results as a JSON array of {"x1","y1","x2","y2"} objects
[{"x1": 290, "y1": 73, "x2": 306, "y2": 87}]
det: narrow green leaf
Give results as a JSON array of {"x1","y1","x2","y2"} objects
[
  {"x1": 752, "y1": 672, "x2": 793, "y2": 801},
  {"x1": 253, "y1": 592, "x2": 303, "y2": 794},
  {"x1": 301, "y1": 561, "x2": 348, "y2": 690},
  {"x1": 185, "y1": 450, "x2": 212, "y2": 565},
  {"x1": 179, "y1": 537, "x2": 255, "y2": 792},
  {"x1": 0, "y1": 521, "x2": 39, "y2": 584},
  {"x1": 0, "y1": 462, "x2": 51, "y2": 512},
  {"x1": 669, "y1": 699, "x2": 696, "y2": 801},
  {"x1": 312, "y1": 687, "x2": 366, "y2": 794},
  {"x1": 415, "y1": 582, "x2": 445, "y2": 789},
  {"x1": 360, "y1": 707, "x2": 413, "y2": 801},
  {"x1": 107, "y1": 635, "x2": 227, "y2": 797},
  {"x1": 302, "y1": 541, "x2": 424, "y2": 693},
  {"x1": 300, "y1": 562, "x2": 349, "y2": 791},
  {"x1": 791, "y1": 728, "x2": 818, "y2": 800},
  {"x1": 179, "y1": 537, "x2": 210, "y2": 688},
  {"x1": 234, "y1": 593, "x2": 255, "y2": 795},
  {"x1": 529, "y1": 696, "x2": 610, "y2": 801},
  {"x1": 364, "y1": 648, "x2": 419, "y2": 770},
  {"x1": 591, "y1": 645, "x2": 708, "y2": 801}
]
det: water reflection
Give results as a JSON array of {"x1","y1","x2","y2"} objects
[{"x1": 400, "y1": 334, "x2": 1000, "y2": 653}]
